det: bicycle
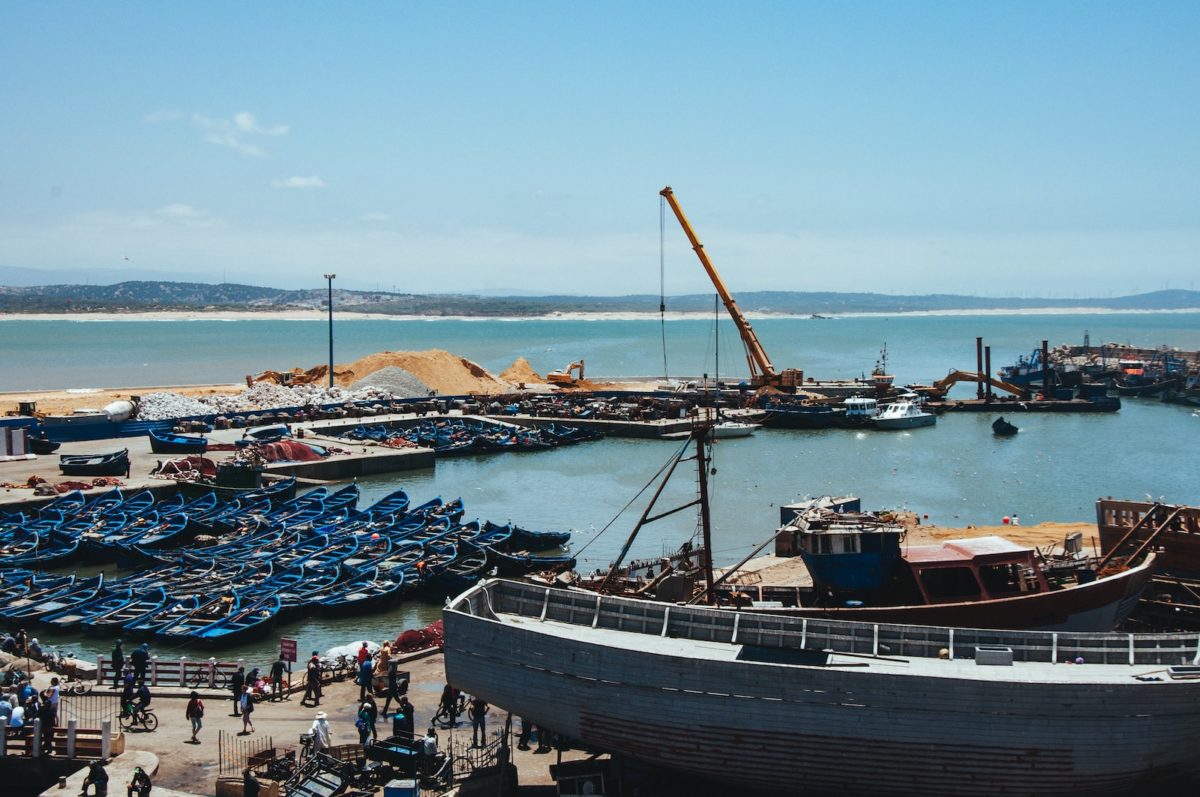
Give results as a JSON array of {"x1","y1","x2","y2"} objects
[
  {"x1": 431, "y1": 695, "x2": 467, "y2": 729},
  {"x1": 119, "y1": 706, "x2": 158, "y2": 732},
  {"x1": 186, "y1": 666, "x2": 228, "y2": 690}
]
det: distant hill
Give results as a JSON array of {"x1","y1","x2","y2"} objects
[{"x1": 0, "y1": 280, "x2": 1197, "y2": 315}]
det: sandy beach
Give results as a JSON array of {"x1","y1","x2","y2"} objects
[{"x1": 4, "y1": 306, "x2": 1198, "y2": 324}]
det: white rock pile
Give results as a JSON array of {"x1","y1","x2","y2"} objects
[
  {"x1": 133, "y1": 375, "x2": 434, "y2": 421},
  {"x1": 135, "y1": 392, "x2": 216, "y2": 421},
  {"x1": 350, "y1": 366, "x2": 431, "y2": 396}
]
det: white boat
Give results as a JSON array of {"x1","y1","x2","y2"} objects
[
  {"x1": 445, "y1": 578, "x2": 1200, "y2": 796},
  {"x1": 873, "y1": 398, "x2": 936, "y2": 430},
  {"x1": 712, "y1": 419, "x2": 758, "y2": 439}
]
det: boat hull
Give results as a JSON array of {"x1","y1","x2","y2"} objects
[{"x1": 444, "y1": 580, "x2": 1200, "y2": 797}]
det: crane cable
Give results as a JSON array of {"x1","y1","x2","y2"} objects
[{"x1": 659, "y1": 194, "x2": 669, "y2": 380}]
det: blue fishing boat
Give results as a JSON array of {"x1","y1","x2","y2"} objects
[
  {"x1": 59, "y1": 449, "x2": 130, "y2": 477},
  {"x1": 0, "y1": 574, "x2": 104, "y2": 622},
  {"x1": 509, "y1": 524, "x2": 572, "y2": 550},
  {"x1": 43, "y1": 587, "x2": 134, "y2": 630},
  {"x1": 148, "y1": 428, "x2": 208, "y2": 454},
  {"x1": 79, "y1": 587, "x2": 169, "y2": 634},
  {"x1": 193, "y1": 594, "x2": 282, "y2": 646},
  {"x1": 317, "y1": 566, "x2": 406, "y2": 615}
]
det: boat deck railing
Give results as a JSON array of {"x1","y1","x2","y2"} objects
[{"x1": 456, "y1": 579, "x2": 1200, "y2": 668}]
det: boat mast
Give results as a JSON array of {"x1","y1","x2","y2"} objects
[{"x1": 694, "y1": 413, "x2": 717, "y2": 605}]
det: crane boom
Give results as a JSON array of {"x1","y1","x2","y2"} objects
[{"x1": 660, "y1": 186, "x2": 779, "y2": 385}]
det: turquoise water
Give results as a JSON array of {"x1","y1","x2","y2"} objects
[
  {"x1": 7, "y1": 313, "x2": 1199, "y2": 666},
  {"x1": 2, "y1": 312, "x2": 1199, "y2": 390}
]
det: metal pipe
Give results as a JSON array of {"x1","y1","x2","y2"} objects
[
  {"x1": 324, "y1": 273, "x2": 337, "y2": 388},
  {"x1": 984, "y1": 346, "x2": 993, "y2": 401},
  {"x1": 976, "y1": 337, "x2": 984, "y2": 399}
]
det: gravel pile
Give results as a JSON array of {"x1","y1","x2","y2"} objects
[
  {"x1": 350, "y1": 366, "x2": 431, "y2": 397},
  {"x1": 136, "y1": 392, "x2": 214, "y2": 421},
  {"x1": 134, "y1": 380, "x2": 417, "y2": 421}
]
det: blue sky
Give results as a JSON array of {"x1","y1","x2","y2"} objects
[{"x1": 1, "y1": 1, "x2": 1196, "y2": 295}]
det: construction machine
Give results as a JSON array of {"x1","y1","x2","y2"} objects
[
  {"x1": 923, "y1": 370, "x2": 1029, "y2": 400},
  {"x1": 547, "y1": 359, "x2": 585, "y2": 386},
  {"x1": 660, "y1": 187, "x2": 804, "y2": 390}
]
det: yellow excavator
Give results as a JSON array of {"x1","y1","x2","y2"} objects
[
  {"x1": 660, "y1": 187, "x2": 805, "y2": 389},
  {"x1": 925, "y1": 370, "x2": 1029, "y2": 400},
  {"x1": 547, "y1": 360, "x2": 585, "y2": 386}
]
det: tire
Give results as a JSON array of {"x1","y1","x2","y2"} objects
[
  {"x1": 142, "y1": 712, "x2": 158, "y2": 732},
  {"x1": 252, "y1": 690, "x2": 266, "y2": 704},
  {"x1": 119, "y1": 713, "x2": 135, "y2": 732},
  {"x1": 70, "y1": 681, "x2": 91, "y2": 695}
]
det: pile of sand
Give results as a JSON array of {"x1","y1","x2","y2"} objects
[
  {"x1": 500, "y1": 358, "x2": 544, "y2": 385},
  {"x1": 335, "y1": 349, "x2": 514, "y2": 396},
  {"x1": 905, "y1": 521, "x2": 1098, "y2": 551}
]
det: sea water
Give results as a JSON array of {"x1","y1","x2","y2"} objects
[{"x1": 5, "y1": 312, "x2": 1199, "y2": 663}]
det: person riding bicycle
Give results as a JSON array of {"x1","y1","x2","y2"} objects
[
  {"x1": 437, "y1": 684, "x2": 462, "y2": 720},
  {"x1": 125, "y1": 683, "x2": 152, "y2": 720}
]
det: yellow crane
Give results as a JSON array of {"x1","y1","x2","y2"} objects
[{"x1": 659, "y1": 186, "x2": 804, "y2": 389}]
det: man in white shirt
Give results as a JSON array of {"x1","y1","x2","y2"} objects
[{"x1": 309, "y1": 711, "x2": 331, "y2": 752}]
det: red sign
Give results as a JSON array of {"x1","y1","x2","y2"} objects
[{"x1": 280, "y1": 638, "x2": 298, "y2": 663}]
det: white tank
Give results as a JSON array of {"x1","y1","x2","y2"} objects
[{"x1": 103, "y1": 400, "x2": 135, "y2": 422}]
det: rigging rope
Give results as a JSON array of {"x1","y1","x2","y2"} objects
[
  {"x1": 574, "y1": 434, "x2": 693, "y2": 558},
  {"x1": 659, "y1": 195, "x2": 669, "y2": 379}
]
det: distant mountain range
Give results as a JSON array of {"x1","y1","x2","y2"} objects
[{"x1": 0, "y1": 278, "x2": 1197, "y2": 316}]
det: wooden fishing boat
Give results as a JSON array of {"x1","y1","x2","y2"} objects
[
  {"x1": 148, "y1": 428, "x2": 208, "y2": 454},
  {"x1": 0, "y1": 574, "x2": 104, "y2": 622},
  {"x1": 156, "y1": 591, "x2": 242, "y2": 640},
  {"x1": 445, "y1": 579, "x2": 1200, "y2": 797},
  {"x1": 79, "y1": 587, "x2": 169, "y2": 634},
  {"x1": 317, "y1": 566, "x2": 407, "y2": 615},
  {"x1": 59, "y1": 449, "x2": 130, "y2": 476},
  {"x1": 192, "y1": 594, "x2": 282, "y2": 646},
  {"x1": 508, "y1": 524, "x2": 572, "y2": 550},
  {"x1": 29, "y1": 435, "x2": 61, "y2": 455},
  {"x1": 43, "y1": 587, "x2": 134, "y2": 630}
]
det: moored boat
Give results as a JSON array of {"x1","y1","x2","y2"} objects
[{"x1": 872, "y1": 398, "x2": 936, "y2": 430}]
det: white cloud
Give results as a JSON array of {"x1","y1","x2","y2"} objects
[
  {"x1": 272, "y1": 176, "x2": 327, "y2": 189},
  {"x1": 233, "y1": 112, "x2": 288, "y2": 136},
  {"x1": 362, "y1": 212, "x2": 392, "y2": 222},
  {"x1": 145, "y1": 110, "x2": 288, "y2": 157}
]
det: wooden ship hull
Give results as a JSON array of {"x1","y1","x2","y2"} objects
[
  {"x1": 445, "y1": 579, "x2": 1200, "y2": 797},
  {"x1": 743, "y1": 551, "x2": 1155, "y2": 631}
]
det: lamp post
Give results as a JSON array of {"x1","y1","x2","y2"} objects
[{"x1": 323, "y1": 273, "x2": 336, "y2": 388}]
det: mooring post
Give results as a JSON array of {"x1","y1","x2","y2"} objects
[
  {"x1": 67, "y1": 719, "x2": 77, "y2": 759},
  {"x1": 209, "y1": 657, "x2": 218, "y2": 688},
  {"x1": 101, "y1": 720, "x2": 111, "y2": 760},
  {"x1": 0, "y1": 717, "x2": 7, "y2": 756},
  {"x1": 31, "y1": 717, "x2": 41, "y2": 757},
  {"x1": 975, "y1": 337, "x2": 984, "y2": 399},
  {"x1": 179, "y1": 656, "x2": 188, "y2": 688},
  {"x1": 150, "y1": 655, "x2": 159, "y2": 687}
]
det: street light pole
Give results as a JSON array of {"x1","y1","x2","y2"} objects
[{"x1": 323, "y1": 273, "x2": 336, "y2": 388}]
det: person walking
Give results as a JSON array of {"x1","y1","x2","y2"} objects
[
  {"x1": 38, "y1": 691, "x2": 56, "y2": 755},
  {"x1": 357, "y1": 656, "x2": 373, "y2": 702},
  {"x1": 239, "y1": 685, "x2": 255, "y2": 735},
  {"x1": 48, "y1": 677, "x2": 61, "y2": 725},
  {"x1": 130, "y1": 643, "x2": 149, "y2": 686},
  {"x1": 185, "y1": 690, "x2": 204, "y2": 743},
  {"x1": 355, "y1": 701, "x2": 373, "y2": 747},
  {"x1": 230, "y1": 666, "x2": 246, "y2": 717},
  {"x1": 364, "y1": 695, "x2": 379, "y2": 743},
  {"x1": 301, "y1": 655, "x2": 321, "y2": 707},
  {"x1": 381, "y1": 661, "x2": 407, "y2": 717},
  {"x1": 468, "y1": 695, "x2": 489, "y2": 748},
  {"x1": 309, "y1": 711, "x2": 331, "y2": 753},
  {"x1": 269, "y1": 656, "x2": 286, "y2": 702},
  {"x1": 392, "y1": 695, "x2": 415, "y2": 741},
  {"x1": 110, "y1": 640, "x2": 125, "y2": 689}
]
